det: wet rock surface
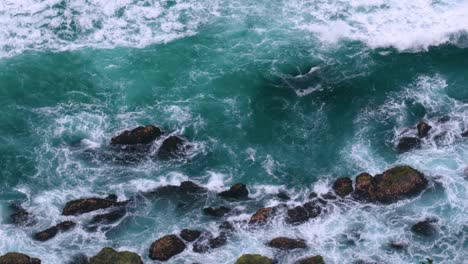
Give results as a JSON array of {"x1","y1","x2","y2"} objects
[
  {"x1": 192, "y1": 232, "x2": 228, "y2": 253},
  {"x1": 411, "y1": 219, "x2": 438, "y2": 237},
  {"x1": 203, "y1": 206, "x2": 231, "y2": 217},
  {"x1": 267, "y1": 237, "x2": 307, "y2": 250},
  {"x1": 332, "y1": 177, "x2": 353, "y2": 197},
  {"x1": 149, "y1": 234, "x2": 186, "y2": 261},
  {"x1": 235, "y1": 254, "x2": 274, "y2": 264},
  {"x1": 33, "y1": 221, "x2": 76, "y2": 241},
  {"x1": 179, "y1": 229, "x2": 202, "y2": 242},
  {"x1": 89, "y1": 247, "x2": 142, "y2": 264},
  {"x1": 296, "y1": 255, "x2": 325, "y2": 264},
  {"x1": 286, "y1": 201, "x2": 321, "y2": 225},
  {"x1": 111, "y1": 125, "x2": 163, "y2": 145},
  {"x1": 0, "y1": 252, "x2": 41, "y2": 264},
  {"x1": 396, "y1": 137, "x2": 421, "y2": 153},
  {"x1": 157, "y1": 135, "x2": 187, "y2": 159},
  {"x1": 249, "y1": 207, "x2": 275, "y2": 225},
  {"x1": 218, "y1": 183, "x2": 249, "y2": 199},
  {"x1": 89, "y1": 208, "x2": 126, "y2": 225},
  {"x1": 62, "y1": 195, "x2": 123, "y2": 216},
  {"x1": 417, "y1": 121, "x2": 432, "y2": 138},
  {"x1": 9, "y1": 204, "x2": 36, "y2": 226}
]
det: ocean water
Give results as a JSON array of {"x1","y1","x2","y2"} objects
[{"x1": 0, "y1": 0, "x2": 467, "y2": 263}]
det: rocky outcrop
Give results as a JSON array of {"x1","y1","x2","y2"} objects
[
  {"x1": 218, "y1": 183, "x2": 248, "y2": 200},
  {"x1": 62, "y1": 195, "x2": 123, "y2": 216},
  {"x1": 417, "y1": 122, "x2": 431, "y2": 138},
  {"x1": 203, "y1": 206, "x2": 231, "y2": 217},
  {"x1": 235, "y1": 254, "x2": 274, "y2": 264},
  {"x1": 249, "y1": 207, "x2": 275, "y2": 225},
  {"x1": 267, "y1": 237, "x2": 307, "y2": 250},
  {"x1": 396, "y1": 137, "x2": 421, "y2": 153},
  {"x1": 179, "y1": 229, "x2": 202, "y2": 242},
  {"x1": 286, "y1": 201, "x2": 321, "y2": 225},
  {"x1": 33, "y1": 221, "x2": 76, "y2": 241},
  {"x1": 411, "y1": 219, "x2": 437, "y2": 237},
  {"x1": 111, "y1": 125, "x2": 163, "y2": 145},
  {"x1": 89, "y1": 208, "x2": 126, "y2": 225},
  {"x1": 149, "y1": 234, "x2": 186, "y2": 261},
  {"x1": 89, "y1": 247, "x2": 142, "y2": 264},
  {"x1": 0, "y1": 252, "x2": 41, "y2": 264},
  {"x1": 157, "y1": 136, "x2": 187, "y2": 159},
  {"x1": 145, "y1": 181, "x2": 207, "y2": 201},
  {"x1": 192, "y1": 232, "x2": 228, "y2": 253},
  {"x1": 332, "y1": 177, "x2": 353, "y2": 197},
  {"x1": 9, "y1": 204, "x2": 36, "y2": 226},
  {"x1": 353, "y1": 166, "x2": 427, "y2": 203},
  {"x1": 296, "y1": 255, "x2": 325, "y2": 264}
]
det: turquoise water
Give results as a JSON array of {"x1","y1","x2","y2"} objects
[{"x1": 0, "y1": 0, "x2": 467, "y2": 263}]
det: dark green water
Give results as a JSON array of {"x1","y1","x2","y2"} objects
[{"x1": 0, "y1": 0, "x2": 467, "y2": 263}]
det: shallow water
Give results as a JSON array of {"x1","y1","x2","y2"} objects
[{"x1": 0, "y1": 0, "x2": 467, "y2": 263}]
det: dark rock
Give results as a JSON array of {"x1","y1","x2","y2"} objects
[
  {"x1": 0, "y1": 252, "x2": 41, "y2": 264},
  {"x1": 332, "y1": 177, "x2": 353, "y2": 197},
  {"x1": 219, "y1": 221, "x2": 235, "y2": 233},
  {"x1": 417, "y1": 122, "x2": 432, "y2": 138},
  {"x1": 267, "y1": 237, "x2": 307, "y2": 250},
  {"x1": 192, "y1": 232, "x2": 228, "y2": 253},
  {"x1": 249, "y1": 207, "x2": 275, "y2": 225},
  {"x1": 149, "y1": 234, "x2": 186, "y2": 261},
  {"x1": 62, "y1": 196, "x2": 122, "y2": 216},
  {"x1": 203, "y1": 206, "x2": 231, "y2": 217},
  {"x1": 157, "y1": 136, "x2": 187, "y2": 159},
  {"x1": 9, "y1": 204, "x2": 36, "y2": 226},
  {"x1": 180, "y1": 229, "x2": 202, "y2": 242},
  {"x1": 462, "y1": 130, "x2": 468, "y2": 137},
  {"x1": 308, "y1": 192, "x2": 318, "y2": 199},
  {"x1": 33, "y1": 221, "x2": 76, "y2": 241},
  {"x1": 276, "y1": 191, "x2": 290, "y2": 200},
  {"x1": 111, "y1": 125, "x2": 163, "y2": 145},
  {"x1": 354, "y1": 166, "x2": 427, "y2": 203},
  {"x1": 286, "y1": 201, "x2": 321, "y2": 225},
  {"x1": 144, "y1": 181, "x2": 207, "y2": 202},
  {"x1": 68, "y1": 253, "x2": 89, "y2": 264},
  {"x1": 89, "y1": 247, "x2": 142, "y2": 264},
  {"x1": 235, "y1": 254, "x2": 274, "y2": 264},
  {"x1": 353, "y1": 173, "x2": 373, "y2": 200},
  {"x1": 437, "y1": 116, "x2": 450, "y2": 123},
  {"x1": 296, "y1": 255, "x2": 325, "y2": 264},
  {"x1": 411, "y1": 219, "x2": 437, "y2": 237},
  {"x1": 396, "y1": 137, "x2": 421, "y2": 153},
  {"x1": 389, "y1": 242, "x2": 407, "y2": 251},
  {"x1": 218, "y1": 183, "x2": 248, "y2": 200},
  {"x1": 89, "y1": 208, "x2": 126, "y2": 225},
  {"x1": 321, "y1": 192, "x2": 337, "y2": 200}
]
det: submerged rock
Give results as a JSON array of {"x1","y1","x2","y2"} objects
[
  {"x1": 296, "y1": 255, "x2": 325, "y2": 264},
  {"x1": 332, "y1": 177, "x2": 353, "y2": 197},
  {"x1": 267, "y1": 237, "x2": 307, "y2": 250},
  {"x1": 286, "y1": 201, "x2": 321, "y2": 225},
  {"x1": 389, "y1": 242, "x2": 408, "y2": 251},
  {"x1": 68, "y1": 253, "x2": 89, "y2": 264},
  {"x1": 0, "y1": 252, "x2": 41, "y2": 264},
  {"x1": 235, "y1": 254, "x2": 274, "y2": 264},
  {"x1": 249, "y1": 207, "x2": 275, "y2": 225},
  {"x1": 111, "y1": 125, "x2": 163, "y2": 145},
  {"x1": 89, "y1": 247, "x2": 142, "y2": 264},
  {"x1": 276, "y1": 191, "x2": 290, "y2": 200},
  {"x1": 203, "y1": 206, "x2": 231, "y2": 217},
  {"x1": 33, "y1": 221, "x2": 76, "y2": 241},
  {"x1": 417, "y1": 122, "x2": 432, "y2": 138},
  {"x1": 462, "y1": 130, "x2": 468, "y2": 137},
  {"x1": 89, "y1": 208, "x2": 126, "y2": 225},
  {"x1": 353, "y1": 166, "x2": 427, "y2": 203},
  {"x1": 9, "y1": 204, "x2": 36, "y2": 226},
  {"x1": 396, "y1": 137, "x2": 421, "y2": 153},
  {"x1": 218, "y1": 183, "x2": 248, "y2": 200},
  {"x1": 411, "y1": 219, "x2": 437, "y2": 237},
  {"x1": 145, "y1": 181, "x2": 207, "y2": 201},
  {"x1": 179, "y1": 229, "x2": 202, "y2": 242},
  {"x1": 149, "y1": 234, "x2": 186, "y2": 261},
  {"x1": 157, "y1": 136, "x2": 187, "y2": 160},
  {"x1": 62, "y1": 195, "x2": 123, "y2": 216},
  {"x1": 192, "y1": 232, "x2": 228, "y2": 253},
  {"x1": 321, "y1": 192, "x2": 337, "y2": 200}
]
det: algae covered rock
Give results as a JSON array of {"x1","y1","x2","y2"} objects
[
  {"x1": 89, "y1": 247, "x2": 142, "y2": 264},
  {"x1": 0, "y1": 252, "x2": 41, "y2": 264},
  {"x1": 332, "y1": 177, "x2": 353, "y2": 197},
  {"x1": 267, "y1": 237, "x2": 307, "y2": 250},
  {"x1": 296, "y1": 255, "x2": 325, "y2": 264},
  {"x1": 235, "y1": 254, "x2": 274, "y2": 264}
]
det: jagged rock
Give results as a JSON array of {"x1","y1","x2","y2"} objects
[
  {"x1": 353, "y1": 166, "x2": 427, "y2": 203},
  {"x1": 145, "y1": 181, "x2": 207, "y2": 202},
  {"x1": 308, "y1": 192, "x2": 318, "y2": 199},
  {"x1": 33, "y1": 221, "x2": 75, "y2": 241},
  {"x1": 235, "y1": 254, "x2": 274, "y2": 264},
  {"x1": 203, "y1": 206, "x2": 231, "y2": 217},
  {"x1": 89, "y1": 247, "x2": 142, "y2": 264},
  {"x1": 411, "y1": 219, "x2": 437, "y2": 237},
  {"x1": 462, "y1": 130, "x2": 468, "y2": 137},
  {"x1": 149, "y1": 234, "x2": 186, "y2": 261},
  {"x1": 157, "y1": 136, "x2": 187, "y2": 159},
  {"x1": 417, "y1": 122, "x2": 432, "y2": 138},
  {"x1": 321, "y1": 192, "x2": 337, "y2": 200},
  {"x1": 89, "y1": 208, "x2": 126, "y2": 225},
  {"x1": 276, "y1": 191, "x2": 290, "y2": 200},
  {"x1": 219, "y1": 183, "x2": 248, "y2": 199},
  {"x1": 179, "y1": 229, "x2": 202, "y2": 242},
  {"x1": 249, "y1": 207, "x2": 275, "y2": 225},
  {"x1": 267, "y1": 237, "x2": 307, "y2": 250},
  {"x1": 0, "y1": 252, "x2": 41, "y2": 264},
  {"x1": 9, "y1": 204, "x2": 36, "y2": 226},
  {"x1": 111, "y1": 125, "x2": 163, "y2": 145},
  {"x1": 396, "y1": 137, "x2": 421, "y2": 153},
  {"x1": 296, "y1": 255, "x2": 325, "y2": 264},
  {"x1": 192, "y1": 231, "x2": 229, "y2": 253},
  {"x1": 219, "y1": 221, "x2": 235, "y2": 233},
  {"x1": 62, "y1": 195, "x2": 123, "y2": 216},
  {"x1": 286, "y1": 201, "x2": 321, "y2": 225},
  {"x1": 332, "y1": 177, "x2": 353, "y2": 197}
]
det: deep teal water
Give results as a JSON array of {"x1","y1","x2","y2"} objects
[{"x1": 0, "y1": 0, "x2": 467, "y2": 263}]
